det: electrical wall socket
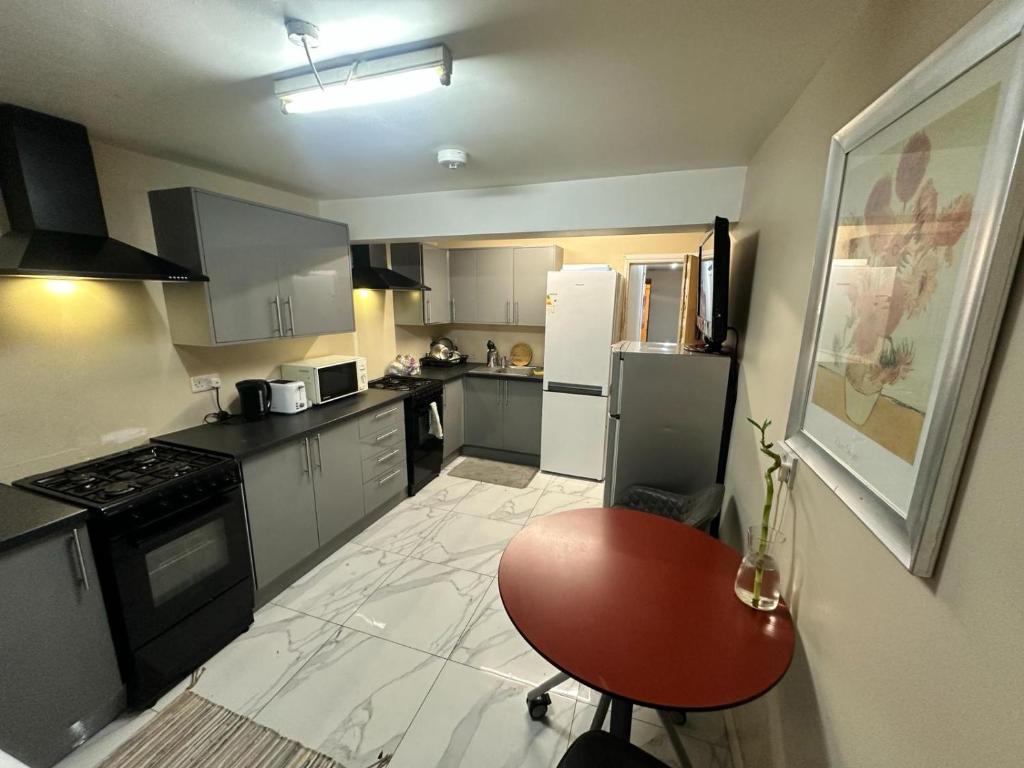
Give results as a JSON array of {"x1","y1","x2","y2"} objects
[{"x1": 190, "y1": 374, "x2": 222, "y2": 393}]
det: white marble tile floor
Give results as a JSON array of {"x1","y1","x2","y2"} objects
[{"x1": 55, "y1": 467, "x2": 730, "y2": 768}]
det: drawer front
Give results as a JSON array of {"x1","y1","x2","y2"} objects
[
  {"x1": 363, "y1": 463, "x2": 408, "y2": 513},
  {"x1": 359, "y1": 421, "x2": 406, "y2": 459},
  {"x1": 358, "y1": 404, "x2": 403, "y2": 438},
  {"x1": 361, "y1": 444, "x2": 406, "y2": 483}
]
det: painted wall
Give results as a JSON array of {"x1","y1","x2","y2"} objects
[
  {"x1": 0, "y1": 142, "x2": 360, "y2": 482},
  {"x1": 318, "y1": 167, "x2": 746, "y2": 241},
  {"x1": 722, "y1": 0, "x2": 1023, "y2": 765}
]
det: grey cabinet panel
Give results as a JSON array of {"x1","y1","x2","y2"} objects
[
  {"x1": 475, "y1": 248, "x2": 515, "y2": 324},
  {"x1": 242, "y1": 440, "x2": 319, "y2": 588},
  {"x1": 464, "y1": 376, "x2": 504, "y2": 449},
  {"x1": 358, "y1": 404, "x2": 403, "y2": 437},
  {"x1": 0, "y1": 526, "x2": 124, "y2": 768},
  {"x1": 279, "y1": 215, "x2": 355, "y2": 337},
  {"x1": 443, "y1": 377, "x2": 465, "y2": 457},
  {"x1": 195, "y1": 191, "x2": 283, "y2": 343},
  {"x1": 503, "y1": 380, "x2": 543, "y2": 454},
  {"x1": 363, "y1": 463, "x2": 409, "y2": 514},
  {"x1": 311, "y1": 420, "x2": 364, "y2": 544},
  {"x1": 513, "y1": 247, "x2": 561, "y2": 326},
  {"x1": 448, "y1": 249, "x2": 478, "y2": 323},
  {"x1": 422, "y1": 246, "x2": 451, "y2": 324}
]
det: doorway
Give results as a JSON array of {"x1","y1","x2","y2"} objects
[{"x1": 624, "y1": 257, "x2": 687, "y2": 343}]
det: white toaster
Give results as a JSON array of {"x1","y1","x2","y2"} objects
[{"x1": 269, "y1": 379, "x2": 309, "y2": 414}]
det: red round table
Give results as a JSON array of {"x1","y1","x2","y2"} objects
[{"x1": 498, "y1": 507, "x2": 795, "y2": 740}]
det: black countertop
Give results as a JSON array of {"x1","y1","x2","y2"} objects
[
  {"x1": 0, "y1": 484, "x2": 88, "y2": 555},
  {"x1": 155, "y1": 388, "x2": 410, "y2": 460},
  {"x1": 416, "y1": 362, "x2": 544, "y2": 384}
]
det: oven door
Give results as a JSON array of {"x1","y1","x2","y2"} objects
[
  {"x1": 316, "y1": 360, "x2": 361, "y2": 403},
  {"x1": 408, "y1": 392, "x2": 445, "y2": 495},
  {"x1": 107, "y1": 487, "x2": 252, "y2": 650}
]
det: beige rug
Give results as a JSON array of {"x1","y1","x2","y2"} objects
[
  {"x1": 98, "y1": 690, "x2": 390, "y2": 768},
  {"x1": 447, "y1": 457, "x2": 538, "y2": 488}
]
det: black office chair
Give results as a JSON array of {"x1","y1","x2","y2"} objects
[
  {"x1": 614, "y1": 483, "x2": 725, "y2": 537},
  {"x1": 557, "y1": 731, "x2": 670, "y2": 768}
]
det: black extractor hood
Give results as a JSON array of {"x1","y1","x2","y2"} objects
[
  {"x1": 351, "y1": 243, "x2": 429, "y2": 290},
  {"x1": 0, "y1": 104, "x2": 207, "y2": 281}
]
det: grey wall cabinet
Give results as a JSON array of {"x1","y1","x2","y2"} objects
[
  {"x1": 150, "y1": 188, "x2": 354, "y2": 346},
  {"x1": 309, "y1": 419, "x2": 366, "y2": 544},
  {"x1": 392, "y1": 243, "x2": 451, "y2": 326},
  {"x1": 443, "y1": 377, "x2": 465, "y2": 458},
  {"x1": 513, "y1": 246, "x2": 562, "y2": 325},
  {"x1": 463, "y1": 376, "x2": 542, "y2": 457},
  {"x1": 241, "y1": 439, "x2": 320, "y2": 589},
  {"x1": 0, "y1": 526, "x2": 124, "y2": 768},
  {"x1": 475, "y1": 247, "x2": 515, "y2": 324},
  {"x1": 449, "y1": 248, "x2": 478, "y2": 323},
  {"x1": 446, "y1": 246, "x2": 562, "y2": 326}
]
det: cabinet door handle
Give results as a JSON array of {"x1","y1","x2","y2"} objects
[
  {"x1": 301, "y1": 438, "x2": 311, "y2": 475},
  {"x1": 374, "y1": 407, "x2": 398, "y2": 419},
  {"x1": 378, "y1": 469, "x2": 402, "y2": 486},
  {"x1": 505, "y1": 300, "x2": 510, "y2": 323},
  {"x1": 496, "y1": 380, "x2": 501, "y2": 405},
  {"x1": 450, "y1": 298, "x2": 455, "y2": 321},
  {"x1": 271, "y1": 296, "x2": 283, "y2": 336},
  {"x1": 284, "y1": 296, "x2": 296, "y2": 336},
  {"x1": 375, "y1": 428, "x2": 399, "y2": 442},
  {"x1": 514, "y1": 301, "x2": 519, "y2": 324},
  {"x1": 425, "y1": 298, "x2": 431, "y2": 324},
  {"x1": 71, "y1": 528, "x2": 90, "y2": 591},
  {"x1": 314, "y1": 433, "x2": 323, "y2": 470},
  {"x1": 504, "y1": 380, "x2": 509, "y2": 407},
  {"x1": 376, "y1": 448, "x2": 401, "y2": 464}
]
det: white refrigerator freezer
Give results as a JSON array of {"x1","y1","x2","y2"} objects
[{"x1": 540, "y1": 268, "x2": 622, "y2": 479}]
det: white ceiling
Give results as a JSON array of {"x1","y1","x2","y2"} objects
[{"x1": 0, "y1": 0, "x2": 866, "y2": 199}]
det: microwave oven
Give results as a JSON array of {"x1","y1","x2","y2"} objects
[{"x1": 280, "y1": 355, "x2": 368, "y2": 405}]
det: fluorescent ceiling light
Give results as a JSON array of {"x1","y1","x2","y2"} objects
[{"x1": 275, "y1": 44, "x2": 452, "y2": 114}]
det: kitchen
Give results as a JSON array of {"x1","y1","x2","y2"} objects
[
  {"x1": 0, "y1": 100, "x2": 732, "y2": 767},
  {"x1": 4, "y1": 2, "x2": 1023, "y2": 768}
]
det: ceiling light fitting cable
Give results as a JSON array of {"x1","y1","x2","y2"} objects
[{"x1": 302, "y1": 36, "x2": 326, "y2": 91}]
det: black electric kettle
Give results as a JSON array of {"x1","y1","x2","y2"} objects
[{"x1": 236, "y1": 379, "x2": 272, "y2": 420}]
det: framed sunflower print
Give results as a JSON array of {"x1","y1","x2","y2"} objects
[{"x1": 786, "y1": 0, "x2": 1024, "y2": 576}]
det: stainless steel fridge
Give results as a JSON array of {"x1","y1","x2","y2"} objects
[{"x1": 603, "y1": 341, "x2": 735, "y2": 506}]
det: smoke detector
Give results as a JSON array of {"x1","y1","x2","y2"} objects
[{"x1": 437, "y1": 148, "x2": 467, "y2": 169}]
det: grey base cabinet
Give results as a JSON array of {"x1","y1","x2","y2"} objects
[
  {"x1": 241, "y1": 440, "x2": 320, "y2": 590},
  {"x1": 463, "y1": 376, "x2": 542, "y2": 459},
  {"x1": 241, "y1": 404, "x2": 407, "y2": 593},
  {"x1": 0, "y1": 526, "x2": 125, "y2": 768},
  {"x1": 443, "y1": 378, "x2": 465, "y2": 458}
]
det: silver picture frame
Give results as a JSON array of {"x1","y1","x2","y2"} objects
[{"x1": 785, "y1": 0, "x2": 1024, "y2": 576}]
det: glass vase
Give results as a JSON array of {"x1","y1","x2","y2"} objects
[{"x1": 734, "y1": 526, "x2": 785, "y2": 610}]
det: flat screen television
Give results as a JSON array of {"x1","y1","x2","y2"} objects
[{"x1": 696, "y1": 216, "x2": 730, "y2": 352}]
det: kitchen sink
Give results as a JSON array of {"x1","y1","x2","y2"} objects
[{"x1": 474, "y1": 365, "x2": 541, "y2": 377}]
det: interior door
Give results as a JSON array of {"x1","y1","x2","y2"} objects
[
  {"x1": 196, "y1": 192, "x2": 283, "y2": 343},
  {"x1": 279, "y1": 214, "x2": 355, "y2": 337},
  {"x1": 422, "y1": 246, "x2": 451, "y2": 324},
  {"x1": 513, "y1": 247, "x2": 555, "y2": 325},
  {"x1": 476, "y1": 248, "x2": 515, "y2": 324},
  {"x1": 448, "y1": 249, "x2": 478, "y2": 323},
  {"x1": 312, "y1": 420, "x2": 365, "y2": 543}
]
